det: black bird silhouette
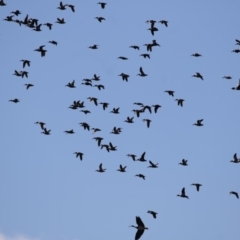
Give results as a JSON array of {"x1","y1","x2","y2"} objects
[
  {"x1": 140, "y1": 53, "x2": 150, "y2": 59},
  {"x1": 137, "y1": 67, "x2": 147, "y2": 77},
  {"x1": 141, "y1": 105, "x2": 151, "y2": 114},
  {"x1": 222, "y1": 76, "x2": 232, "y2": 79},
  {"x1": 44, "y1": 23, "x2": 53, "y2": 30},
  {"x1": 165, "y1": 90, "x2": 174, "y2": 97},
  {"x1": 41, "y1": 127, "x2": 51, "y2": 135},
  {"x1": 87, "y1": 97, "x2": 98, "y2": 106},
  {"x1": 135, "y1": 174, "x2": 145, "y2": 180},
  {"x1": 20, "y1": 59, "x2": 30, "y2": 68},
  {"x1": 230, "y1": 191, "x2": 239, "y2": 199},
  {"x1": 117, "y1": 164, "x2": 127, "y2": 172},
  {"x1": 159, "y1": 20, "x2": 168, "y2": 27},
  {"x1": 109, "y1": 142, "x2": 117, "y2": 151},
  {"x1": 13, "y1": 70, "x2": 22, "y2": 77},
  {"x1": 232, "y1": 49, "x2": 240, "y2": 53},
  {"x1": 110, "y1": 107, "x2": 120, "y2": 114},
  {"x1": 92, "y1": 128, "x2": 101, "y2": 134},
  {"x1": 119, "y1": 73, "x2": 129, "y2": 82},
  {"x1": 35, "y1": 121, "x2": 45, "y2": 130},
  {"x1": 21, "y1": 71, "x2": 28, "y2": 78},
  {"x1": 80, "y1": 122, "x2": 90, "y2": 131},
  {"x1": 74, "y1": 152, "x2": 84, "y2": 160},
  {"x1": 32, "y1": 24, "x2": 42, "y2": 32},
  {"x1": 66, "y1": 80, "x2": 75, "y2": 88},
  {"x1": 130, "y1": 216, "x2": 148, "y2": 240},
  {"x1": 152, "y1": 104, "x2": 161, "y2": 113},
  {"x1": 142, "y1": 119, "x2": 151, "y2": 128},
  {"x1": 175, "y1": 99, "x2": 184, "y2": 107},
  {"x1": 132, "y1": 109, "x2": 144, "y2": 118},
  {"x1": 179, "y1": 159, "x2": 188, "y2": 166},
  {"x1": 95, "y1": 17, "x2": 105, "y2": 22},
  {"x1": 118, "y1": 56, "x2": 128, "y2": 60},
  {"x1": 57, "y1": 1, "x2": 67, "y2": 10},
  {"x1": 193, "y1": 119, "x2": 204, "y2": 126},
  {"x1": 56, "y1": 18, "x2": 65, "y2": 24},
  {"x1": 148, "y1": 26, "x2": 158, "y2": 36},
  {"x1": 147, "y1": 211, "x2": 157, "y2": 219},
  {"x1": 49, "y1": 40, "x2": 58, "y2": 46},
  {"x1": 130, "y1": 45, "x2": 140, "y2": 50},
  {"x1": 34, "y1": 45, "x2": 47, "y2": 57},
  {"x1": 111, "y1": 126, "x2": 122, "y2": 134},
  {"x1": 94, "y1": 84, "x2": 105, "y2": 90},
  {"x1": 230, "y1": 153, "x2": 240, "y2": 163},
  {"x1": 127, "y1": 154, "x2": 137, "y2": 161},
  {"x1": 9, "y1": 98, "x2": 19, "y2": 103},
  {"x1": 80, "y1": 110, "x2": 91, "y2": 115},
  {"x1": 92, "y1": 74, "x2": 100, "y2": 81},
  {"x1": 96, "y1": 163, "x2": 106, "y2": 172},
  {"x1": 137, "y1": 152, "x2": 147, "y2": 162},
  {"x1": 124, "y1": 116, "x2": 134, "y2": 123},
  {"x1": 24, "y1": 84, "x2": 34, "y2": 90},
  {"x1": 68, "y1": 4, "x2": 75, "y2": 12},
  {"x1": 148, "y1": 161, "x2": 158, "y2": 168},
  {"x1": 191, "y1": 53, "x2": 202, "y2": 57},
  {"x1": 100, "y1": 102, "x2": 109, "y2": 110},
  {"x1": 93, "y1": 137, "x2": 103, "y2": 147},
  {"x1": 89, "y1": 44, "x2": 98, "y2": 49},
  {"x1": 4, "y1": 15, "x2": 14, "y2": 22},
  {"x1": 192, "y1": 72, "x2": 203, "y2": 80},
  {"x1": 177, "y1": 188, "x2": 189, "y2": 199},
  {"x1": 98, "y1": 2, "x2": 107, "y2": 9},
  {"x1": 64, "y1": 129, "x2": 74, "y2": 134},
  {"x1": 101, "y1": 144, "x2": 110, "y2": 152},
  {"x1": 11, "y1": 10, "x2": 21, "y2": 16},
  {"x1": 143, "y1": 43, "x2": 153, "y2": 52},
  {"x1": 0, "y1": 0, "x2": 6, "y2": 6},
  {"x1": 191, "y1": 183, "x2": 202, "y2": 191},
  {"x1": 146, "y1": 20, "x2": 156, "y2": 28}
]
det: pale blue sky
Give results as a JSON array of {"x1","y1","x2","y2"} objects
[{"x1": 1, "y1": 1, "x2": 240, "y2": 240}]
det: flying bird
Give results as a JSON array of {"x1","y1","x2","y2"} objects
[
  {"x1": 98, "y1": 2, "x2": 107, "y2": 9},
  {"x1": 117, "y1": 164, "x2": 127, "y2": 172},
  {"x1": 177, "y1": 187, "x2": 189, "y2": 199},
  {"x1": 148, "y1": 161, "x2": 158, "y2": 168},
  {"x1": 164, "y1": 90, "x2": 174, "y2": 97},
  {"x1": 192, "y1": 72, "x2": 203, "y2": 80},
  {"x1": 95, "y1": 17, "x2": 105, "y2": 22},
  {"x1": 179, "y1": 159, "x2": 188, "y2": 166},
  {"x1": 159, "y1": 20, "x2": 168, "y2": 27},
  {"x1": 74, "y1": 152, "x2": 84, "y2": 160},
  {"x1": 230, "y1": 191, "x2": 239, "y2": 199},
  {"x1": 147, "y1": 211, "x2": 157, "y2": 219},
  {"x1": 193, "y1": 119, "x2": 204, "y2": 126},
  {"x1": 142, "y1": 119, "x2": 151, "y2": 128},
  {"x1": 20, "y1": 59, "x2": 30, "y2": 68},
  {"x1": 130, "y1": 216, "x2": 148, "y2": 240},
  {"x1": 175, "y1": 99, "x2": 184, "y2": 107},
  {"x1": 135, "y1": 174, "x2": 145, "y2": 180},
  {"x1": 191, "y1": 53, "x2": 202, "y2": 57},
  {"x1": 24, "y1": 84, "x2": 34, "y2": 89},
  {"x1": 96, "y1": 163, "x2": 106, "y2": 172},
  {"x1": 9, "y1": 98, "x2": 19, "y2": 103},
  {"x1": 191, "y1": 183, "x2": 202, "y2": 191},
  {"x1": 137, "y1": 67, "x2": 147, "y2": 77}
]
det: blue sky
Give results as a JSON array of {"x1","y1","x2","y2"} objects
[{"x1": 1, "y1": 0, "x2": 240, "y2": 240}]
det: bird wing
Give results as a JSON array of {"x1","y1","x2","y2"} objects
[
  {"x1": 233, "y1": 153, "x2": 237, "y2": 161},
  {"x1": 99, "y1": 163, "x2": 102, "y2": 170},
  {"x1": 109, "y1": 142, "x2": 113, "y2": 148},
  {"x1": 149, "y1": 161, "x2": 154, "y2": 166},
  {"x1": 182, "y1": 188, "x2": 185, "y2": 195},
  {"x1": 140, "y1": 67, "x2": 144, "y2": 75},
  {"x1": 135, "y1": 230, "x2": 144, "y2": 240},
  {"x1": 141, "y1": 152, "x2": 146, "y2": 159},
  {"x1": 136, "y1": 216, "x2": 144, "y2": 226}
]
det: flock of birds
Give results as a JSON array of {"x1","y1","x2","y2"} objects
[{"x1": 2, "y1": 0, "x2": 240, "y2": 239}]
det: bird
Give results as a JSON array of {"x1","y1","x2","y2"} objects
[
  {"x1": 222, "y1": 76, "x2": 232, "y2": 79},
  {"x1": 140, "y1": 53, "x2": 150, "y2": 59},
  {"x1": 230, "y1": 153, "x2": 240, "y2": 163},
  {"x1": 152, "y1": 39, "x2": 160, "y2": 47},
  {"x1": 92, "y1": 128, "x2": 101, "y2": 134},
  {"x1": 11, "y1": 10, "x2": 21, "y2": 16},
  {"x1": 179, "y1": 159, "x2": 188, "y2": 166},
  {"x1": 89, "y1": 44, "x2": 98, "y2": 49},
  {"x1": 118, "y1": 56, "x2": 128, "y2": 60},
  {"x1": 9, "y1": 98, "x2": 19, "y2": 103},
  {"x1": 92, "y1": 74, "x2": 100, "y2": 81},
  {"x1": 80, "y1": 110, "x2": 91, "y2": 114},
  {"x1": 79, "y1": 122, "x2": 90, "y2": 131},
  {"x1": 177, "y1": 188, "x2": 189, "y2": 199},
  {"x1": 137, "y1": 67, "x2": 147, "y2": 77},
  {"x1": 119, "y1": 73, "x2": 129, "y2": 82},
  {"x1": 93, "y1": 137, "x2": 103, "y2": 147},
  {"x1": 4, "y1": 15, "x2": 14, "y2": 22},
  {"x1": 235, "y1": 39, "x2": 240, "y2": 45},
  {"x1": 44, "y1": 23, "x2": 53, "y2": 30},
  {"x1": 191, "y1": 53, "x2": 202, "y2": 57},
  {"x1": 130, "y1": 216, "x2": 148, "y2": 240},
  {"x1": 68, "y1": 4, "x2": 75, "y2": 12},
  {"x1": 57, "y1": 1, "x2": 68, "y2": 10},
  {"x1": 101, "y1": 144, "x2": 110, "y2": 152},
  {"x1": 117, "y1": 165, "x2": 127, "y2": 172},
  {"x1": 159, "y1": 20, "x2": 168, "y2": 27},
  {"x1": 164, "y1": 90, "x2": 174, "y2": 97},
  {"x1": 87, "y1": 97, "x2": 98, "y2": 106},
  {"x1": 146, "y1": 20, "x2": 156, "y2": 28},
  {"x1": 24, "y1": 84, "x2": 34, "y2": 90},
  {"x1": 34, "y1": 45, "x2": 47, "y2": 57},
  {"x1": 142, "y1": 119, "x2": 151, "y2": 128},
  {"x1": 21, "y1": 71, "x2": 28, "y2": 78},
  {"x1": 0, "y1": 0, "x2": 6, "y2": 6},
  {"x1": 74, "y1": 152, "x2": 84, "y2": 160},
  {"x1": 13, "y1": 70, "x2": 22, "y2": 77},
  {"x1": 193, "y1": 119, "x2": 204, "y2": 126},
  {"x1": 124, "y1": 116, "x2": 134, "y2": 123},
  {"x1": 232, "y1": 49, "x2": 240, "y2": 53},
  {"x1": 100, "y1": 102, "x2": 109, "y2": 110},
  {"x1": 147, "y1": 211, "x2": 157, "y2": 219},
  {"x1": 96, "y1": 163, "x2": 106, "y2": 172},
  {"x1": 152, "y1": 104, "x2": 161, "y2": 113},
  {"x1": 109, "y1": 142, "x2": 117, "y2": 151},
  {"x1": 98, "y1": 2, "x2": 107, "y2": 9},
  {"x1": 127, "y1": 154, "x2": 137, "y2": 161},
  {"x1": 56, "y1": 18, "x2": 65, "y2": 24},
  {"x1": 64, "y1": 129, "x2": 74, "y2": 134},
  {"x1": 130, "y1": 45, "x2": 140, "y2": 50},
  {"x1": 232, "y1": 79, "x2": 240, "y2": 90},
  {"x1": 95, "y1": 17, "x2": 105, "y2": 22},
  {"x1": 35, "y1": 121, "x2": 46, "y2": 130},
  {"x1": 32, "y1": 24, "x2": 42, "y2": 32},
  {"x1": 191, "y1": 183, "x2": 202, "y2": 191},
  {"x1": 148, "y1": 161, "x2": 158, "y2": 168},
  {"x1": 175, "y1": 99, "x2": 185, "y2": 107},
  {"x1": 111, "y1": 127, "x2": 122, "y2": 134},
  {"x1": 41, "y1": 127, "x2": 51, "y2": 135},
  {"x1": 137, "y1": 152, "x2": 147, "y2": 162},
  {"x1": 20, "y1": 59, "x2": 30, "y2": 68},
  {"x1": 143, "y1": 43, "x2": 153, "y2": 52},
  {"x1": 110, "y1": 107, "x2": 120, "y2": 114},
  {"x1": 94, "y1": 84, "x2": 105, "y2": 90},
  {"x1": 49, "y1": 40, "x2": 58, "y2": 46},
  {"x1": 135, "y1": 174, "x2": 145, "y2": 180},
  {"x1": 141, "y1": 105, "x2": 152, "y2": 114},
  {"x1": 230, "y1": 191, "x2": 239, "y2": 199},
  {"x1": 148, "y1": 26, "x2": 158, "y2": 36},
  {"x1": 192, "y1": 72, "x2": 203, "y2": 80},
  {"x1": 66, "y1": 80, "x2": 75, "y2": 88}
]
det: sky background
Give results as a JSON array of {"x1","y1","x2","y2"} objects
[{"x1": 1, "y1": 0, "x2": 240, "y2": 240}]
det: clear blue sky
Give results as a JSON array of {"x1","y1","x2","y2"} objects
[{"x1": 1, "y1": 0, "x2": 240, "y2": 240}]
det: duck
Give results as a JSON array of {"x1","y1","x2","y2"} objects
[
  {"x1": 191, "y1": 53, "x2": 202, "y2": 57},
  {"x1": 34, "y1": 45, "x2": 47, "y2": 57},
  {"x1": 142, "y1": 119, "x2": 151, "y2": 128},
  {"x1": 66, "y1": 80, "x2": 76, "y2": 88},
  {"x1": 177, "y1": 188, "x2": 189, "y2": 199},
  {"x1": 192, "y1": 72, "x2": 203, "y2": 80},
  {"x1": 98, "y1": 2, "x2": 107, "y2": 9},
  {"x1": 109, "y1": 142, "x2": 117, "y2": 151},
  {"x1": 24, "y1": 84, "x2": 34, "y2": 90},
  {"x1": 87, "y1": 97, "x2": 98, "y2": 106},
  {"x1": 164, "y1": 90, "x2": 174, "y2": 97},
  {"x1": 141, "y1": 105, "x2": 152, "y2": 114},
  {"x1": 32, "y1": 24, "x2": 42, "y2": 32},
  {"x1": 11, "y1": 10, "x2": 21, "y2": 16},
  {"x1": 148, "y1": 161, "x2": 158, "y2": 168},
  {"x1": 101, "y1": 144, "x2": 110, "y2": 152},
  {"x1": 175, "y1": 99, "x2": 184, "y2": 107},
  {"x1": 56, "y1": 18, "x2": 65, "y2": 24},
  {"x1": 92, "y1": 128, "x2": 101, "y2": 134},
  {"x1": 0, "y1": 0, "x2": 6, "y2": 6},
  {"x1": 148, "y1": 26, "x2": 158, "y2": 36},
  {"x1": 137, "y1": 67, "x2": 147, "y2": 77},
  {"x1": 64, "y1": 129, "x2": 74, "y2": 134},
  {"x1": 191, "y1": 183, "x2": 202, "y2": 191},
  {"x1": 151, "y1": 39, "x2": 160, "y2": 47},
  {"x1": 222, "y1": 76, "x2": 232, "y2": 79},
  {"x1": 193, "y1": 119, "x2": 204, "y2": 126},
  {"x1": 80, "y1": 110, "x2": 91, "y2": 114},
  {"x1": 140, "y1": 53, "x2": 150, "y2": 59},
  {"x1": 230, "y1": 153, "x2": 240, "y2": 163},
  {"x1": 41, "y1": 127, "x2": 51, "y2": 135},
  {"x1": 130, "y1": 216, "x2": 148, "y2": 240},
  {"x1": 146, "y1": 20, "x2": 156, "y2": 28},
  {"x1": 119, "y1": 73, "x2": 129, "y2": 82},
  {"x1": 127, "y1": 154, "x2": 137, "y2": 161},
  {"x1": 96, "y1": 163, "x2": 106, "y2": 172},
  {"x1": 147, "y1": 211, "x2": 157, "y2": 219},
  {"x1": 179, "y1": 159, "x2": 188, "y2": 166},
  {"x1": 110, "y1": 107, "x2": 120, "y2": 114},
  {"x1": 118, "y1": 56, "x2": 128, "y2": 60},
  {"x1": 130, "y1": 45, "x2": 140, "y2": 50},
  {"x1": 152, "y1": 104, "x2": 161, "y2": 113},
  {"x1": 68, "y1": 4, "x2": 75, "y2": 12},
  {"x1": 117, "y1": 164, "x2": 127, "y2": 172},
  {"x1": 48, "y1": 40, "x2": 58, "y2": 46},
  {"x1": 35, "y1": 121, "x2": 45, "y2": 130},
  {"x1": 4, "y1": 15, "x2": 14, "y2": 22},
  {"x1": 93, "y1": 137, "x2": 103, "y2": 147},
  {"x1": 143, "y1": 43, "x2": 153, "y2": 52},
  {"x1": 20, "y1": 59, "x2": 30, "y2": 68},
  {"x1": 95, "y1": 17, "x2": 105, "y2": 22},
  {"x1": 124, "y1": 116, "x2": 134, "y2": 123},
  {"x1": 74, "y1": 152, "x2": 84, "y2": 160},
  {"x1": 235, "y1": 39, "x2": 240, "y2": 45},
  {"x1": 135, "y1": 174, "x2": 145, "y2": 180},
  {"x1": 21, "y1": 71, "x2": 28, "y2": 78},
  {"x1": 44, "y1": 23, "x2": 53, "y2": 30},
  {"x1": 111, "y1": 127, "x2": 122, "y2": 134},
  {"x1": 89, "y1": 44, "x2": 98, "y2": 49},
  {"x1": 79, "y1": 122, "x2": 90, "y2": 131},
  {"x1": 57, "y1": 1, "x2": 68, "y2": 10},
  {"x1": 9, "y1": 98, "x2": 20, "y2": 103},
  {"x1": 137, "y1": 152, "x2": 147, "y2": 162},
  {"x1": 13, "y1": 70, "x2": 22, "y2": 77},
  {"x1": 159, "y1": 20, "x2": 168, "y2": 27},
  {"x1": 100, "y1": 102, "x2": 109, "y2": 110},
  {"x1": 92, "y1": 74, "x2": 100, "y2": 81},
  {"x1": 232, "y1": 49, "x2": 240, "y2": 53},
  {"x1": 94, "y1": 84, "x2": 105, "y2": 90},
  {"x1": 230, "y1": 191, "x2": 239, "y2": 199}
]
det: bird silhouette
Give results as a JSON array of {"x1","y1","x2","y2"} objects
[
  {"x1": 117, "y1": 164, "x2": 127, "y2": 172},
  {"x1": 159, "y1": 20, "x2": 168, "y2": 27},
  {"x1": 191, "y1": 183, "x2": 202, "y2": 191},
  {"x1": 165, "y1": 90, "x2": 174, "y2": 97},
  {"x1": 193, "y1": 119, "x2": 204, "y2": 126},
  {"x1": 20, "y1": 59, "x2": 30, "y2": 68},
  {"x1": 135, "y1": 174, "x2": 145, "y2": 180},
  {"x1": 142, "y1": 119, "x2": 151, "y2": 128},
  {"x1": 74, "y1": 152, "x2": 84, "y2": 160},
  {"x1": 130, "y1": 216, "x2": 148, "y2": 240},
  {"x1": 95, "y1": 17, "x2": 105, "y2": 22},
  {"x1": 96, "y1": 163, "x2": 106, "y2": 172},
  {"x1": 137, "y1": 67, "x2": 147, "y2": 77},
  {"x1": 230, "y1": 191, "x2": 239, "y2": 199},
  {"x1": 175, "y1": 99, "x2": 185, "y2": 107},
  {"x1": 177, "y1": 188, "x2": 189, "y2": 199},
  {"x1": 191, "y1": 53, "x2": 202, "y2": 57},
  {"x1": 119, "y1": 73, "x2": 129, "y2": 82},
  {"x1": 179, "y1": 159, "x2": 188, "y2": 166},
  {"x1": 98, "y1": 2, "x2": 107, "y2": 9},
  {"x1": 49, "y1": 40, "x2": 58, "y2": 46},
  {"x1": 127, "y1": 154, "x2": 137, "y2": 161},
  {"x1": 9, "y1": 98, "x2": 19, "y2": 103},
  {"x1": 192, "y1": 72, "x2": 204, "y2": 80},
  {"x1": 24, "y1": 84, "x2": 34, "y2": 90},
  {"x1": 147, "y1": 211, "x2": 157, "y2": 218},
  {"x1": 148, "y1": 161, "x2": 158, "y2": 168}
]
